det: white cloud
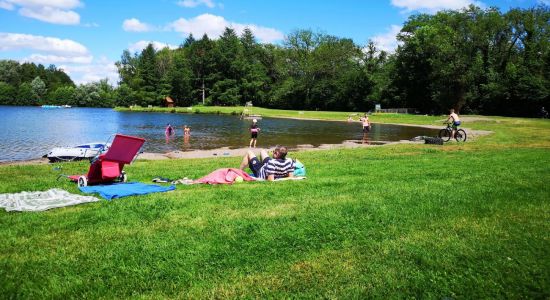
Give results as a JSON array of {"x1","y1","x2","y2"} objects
[
  {"x1": 167, "y1": 13, "x2": 284, "y2": 43},
  {"x1": 19, "y1": 6, "x2": 79, "y2": 24},
  {"x1": 371, "y1": 25, "x2": 402, "y2": 53},
  {"x1": 539, "y1": 0, "x2": 550, "y2": 5},
  {"x1": 122, "y1": 18, "x2": 154, "y2": 32},
  {"x1": 59, "y1": 59, "x2": 119, "y2": 85},
  {"x1": 128, "y1": 40, "x2": 178, "y2": 53},
  {"x1": 0, "y1": 32, "x2": 117, "y2": 85},
  {"x1": 24, "y1": 53, "x2": 93, "y2": 64},
  {"x1": 0, "y1": 32, "x2": 89, "y2": 56},
  {"x1": 391, "y1": 0, "x2": 483, "y2": 13},
  {"x1": 232, "y1": 23, "x2": 283, "y2": 43},
  {"x1": 177, "y1": 0, "x2": 216, "y2": 8},
  {"x1": 1, "y1": 0, "x2": 82, "y2": 24},
  {"x1": 0, "y1": 1, "x2": 15, "y2": 10}
]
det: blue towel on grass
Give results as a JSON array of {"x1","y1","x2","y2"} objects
[{"x1": 79, "y1": 182, "x2": 175, "y2": 200}]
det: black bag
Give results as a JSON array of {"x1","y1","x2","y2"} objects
[{"x1": 424, "y1": 137, "x2": 443, "y2": 145}]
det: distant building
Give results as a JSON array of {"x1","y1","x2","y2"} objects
[{"x1": 165, "y1": 96, "x2": 174, "y2": 108}]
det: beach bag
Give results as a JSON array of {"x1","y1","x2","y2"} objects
[{"x1": 294, "y1": 160, "x2": 306, "y2": 176}]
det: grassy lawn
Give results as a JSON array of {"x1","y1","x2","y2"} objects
[
  {"x1": 1, "y1": 110, "x2": 549, "y2": 298},
  {"x1": 115, "y1": 105, "x2": 445, "y2": 124}
]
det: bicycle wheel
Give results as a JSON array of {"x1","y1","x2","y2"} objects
[
  {"x1": 438, "y1": 129, "x2": 451, "y2": 142},
  {"x1": 455, "y1": 129, "x2": 467, "y2": 142}
]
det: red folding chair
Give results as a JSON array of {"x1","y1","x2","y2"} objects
[{"x1": 68, "y1": 134, "x2": 145, "y2": 187}]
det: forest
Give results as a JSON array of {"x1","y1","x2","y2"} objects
[{"x1": 0, "y1": 5, "x2": 548, "y2": 116}]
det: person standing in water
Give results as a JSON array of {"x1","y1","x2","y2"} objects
[
  {"x1": 360, "y1": 114, "x2": 370, "y2": 133},
  {"x1": 165, "y1": 123, "x2": 174, "y2": 136},
  {"x1": 183, "y1": 125, "x2": 191, "y2": 136},
  {"x1": 249, "y1": 119, "x2": 260, "y2": 148},
  {"x1": 182, "y1": 125, "x2": 190, "y2": 150}
]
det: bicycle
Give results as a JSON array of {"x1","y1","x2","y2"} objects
[{"x1": 439, "y1": 123, "x2": 467, "y2": 142}]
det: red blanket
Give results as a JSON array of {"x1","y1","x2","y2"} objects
[{"x1": 194, "y1": 168, "x2": 255, "y2": 184}]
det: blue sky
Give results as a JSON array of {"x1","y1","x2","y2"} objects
[{"x1": 0, "y1": 0, "x2": 546, "y2": 84}]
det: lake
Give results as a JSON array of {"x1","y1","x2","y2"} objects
[{"x1": 0, "y1": 106, "x2": 437, "y2": 162}]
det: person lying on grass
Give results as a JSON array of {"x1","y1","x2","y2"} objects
[{"x1": 239, "y1": 145, "x2": 294, "y2": 181}]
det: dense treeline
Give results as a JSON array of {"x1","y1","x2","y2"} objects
[
  {"x1": 115, "y1": 28, "x2": 385, "y2": 112},
  {"x1": 115, "y1": 5, "x2": 549, "y2": 116},
  {"x1": 0, "y1": 5, "x2": 548, "y2": 116},
  {"x1": 391, "y1": 5, "x2": 550, "y2": 116},
  {"x1": 0, "y1": 61, "x2": 118, "y2": 107},
  {"x1": 0, "y1": 61, "x2": 74, "y2": 106}
]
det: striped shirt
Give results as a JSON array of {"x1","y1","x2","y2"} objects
[{"x1": 259, "y1": 158, "x2": 294, "y2": 179}]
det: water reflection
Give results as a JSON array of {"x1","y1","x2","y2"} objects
[
  {"x1": 182, "y1": 134, "x2": 190, "y2": 151},
  {"x1": 362, "y1": 132, "x2": 370, "y2": 145}
]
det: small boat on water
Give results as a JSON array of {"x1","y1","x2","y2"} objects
[
  {"x1": 44, "y1": 143, "x2": 110, "y2": 162},
  {"x1": 41, "y1": 105, "x2": 72, "y2": 109}
]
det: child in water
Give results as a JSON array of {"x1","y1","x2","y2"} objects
[
  {"x1": 360, "y1": 114, "x2": 370, "y2": 132},
  {"x1": 249, "y1": 119, "x2": 260, "y2": 148},
  {"x1": 183, "y1": 125, "x2": 191, "y2": 136},
  {"x1": 165, "y1": 123, "x2": 174, "y2": 136}
]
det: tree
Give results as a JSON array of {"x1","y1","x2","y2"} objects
[
  {"x1": 169, "y1": 49, "x2": 194, "y2": 106},
  {"x1": 116, "y1": 50, "x2": 139, "y2": 87},
  {"x1": 391, "y1": 5, "x2": 549, "y2": 116},
  {"x1": 115, "y1": 84, "x2": 136, "y2": 107},
  {"x1": 31, "y1": 76, "x2": 46, "y2": 105},
  {"x1": 0, "y1": 60, "x2": 21, "y2": 86},
  {"x1": 17, "y1": 83, "x2": 34, "y2": 106},
  {"x1": 239, "y1": 28, "x2": 270, "y2": 106},
  {"x1": 188, "y1": 34, "x2": 217, "y2": 104},
  {"x1": 73, "y1": 83, "x2": 101, "y2": 107},
  {"x1": 48, "y1": 86, "x2": 75, "y2": 106},
  {"x1": 183, "y1": 34, "x2": 196, "y2": 48},
  {"x1": 0, "y1": 82, "x2": 17, "y2": 105}
]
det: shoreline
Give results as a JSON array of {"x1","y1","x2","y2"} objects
[{"x1": 0, "y1": 124, "x2": 492, "y2": 166}]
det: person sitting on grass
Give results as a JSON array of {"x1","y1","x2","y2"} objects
[
  {"x1": 239, "y1": 145, "x2": 294, "y2": 181},
  {"x1": 445, "y1": 108, "x2": 461, "y2": 139}
]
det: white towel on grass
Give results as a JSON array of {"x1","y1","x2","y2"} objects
[{"x1": 0, "y1": 189, "x2": 99, "y2": 212}]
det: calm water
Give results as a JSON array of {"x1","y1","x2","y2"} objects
[{"x1": 0, "y1": 106, "x2": 437, "y2": 162}]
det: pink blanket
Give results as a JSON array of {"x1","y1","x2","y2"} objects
[{"x1": 194, "y1": 168, "x2": 255, "y2": 184}]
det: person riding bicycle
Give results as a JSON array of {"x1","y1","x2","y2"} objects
[
  {"x1": 541, "y1": 106, "x2": 548, "y2": 119},
  {"x1": 445, "y1": 108, "x2": 461, "y2": 139}
]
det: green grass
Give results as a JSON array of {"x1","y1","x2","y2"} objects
[
  {"x1": 115, "y1": 105, "x2": 444, "y2": 124},
  {"x1": 1, "y1": 112, "x2": 549, "y2": 298}
]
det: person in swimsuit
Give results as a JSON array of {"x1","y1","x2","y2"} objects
[
  {"x1": 165, "y1": 123, "x2": 174, "y2": 136},
  {"x1": 446, "y1": 109, "x2": 461, "y2": 139},
  {"x1": 360, "y1": 114, "x2": 370, "y2": 132},
  {"x1": 183, "y1": 125, "x2": 191, "y2": 136},
  {"x1": 249, "y1": 119, "x2": 260, "y2": 148}
]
